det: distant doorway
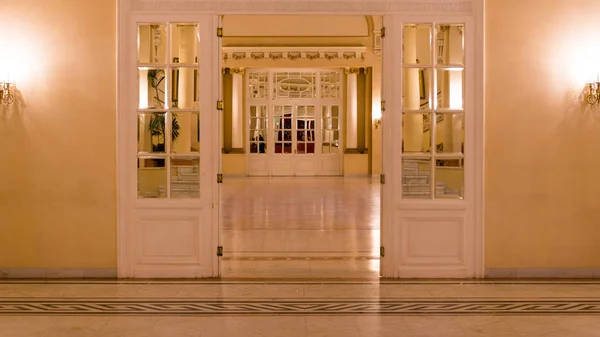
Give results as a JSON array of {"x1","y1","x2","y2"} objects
[{"x1": 246, "y1": 69, "x2": 343, "y2": 176}]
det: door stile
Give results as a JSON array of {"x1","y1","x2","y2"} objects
[{"x1": 214, "y1": 14, "x2": 223, "y2": 276}]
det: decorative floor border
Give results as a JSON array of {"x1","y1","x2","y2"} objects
[{"x1": 1, "y1": 298, "x2": 599, "y2": 316}]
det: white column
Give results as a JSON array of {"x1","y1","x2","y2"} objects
[
  {"x1": 346, "y1": 69, "x2": 358, "y2": 149},
  {"x1": 232, "y1": 69, "x2": 244, "y2": 149},
  {"x1": 403, "y1": 26, "x2": 423, "y2": 152}
]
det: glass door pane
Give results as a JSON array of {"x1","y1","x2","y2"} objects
[
  {"x1": 295, "y1": 105, "x2": 315, "y2": 154},
  {"x1": 273, "y1": 105, "x2": 293, "y2": 154},
  {"x1": 249, "y1": 106, "x2": 268, "y2": 154},
  {"x1": 321, "y1": 105, "x2": 340, "y2": 154},
  {"x1": 401, "y1": 22, "x2": 466, "y2": 200},
  {"x1": 137, "y1": 21, "x2": 201, "y2": 199}
]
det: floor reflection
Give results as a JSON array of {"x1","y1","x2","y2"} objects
[{"x1": 221, "y1": 177, "x2": 381, "y2": 278}]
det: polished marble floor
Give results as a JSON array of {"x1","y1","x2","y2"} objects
[
  {"x1": 1, "y1": 280, "x2": 600, "y2": 336},
  {"x1": 6, "y1": 178, "x2": 599, "y2": 336},
  {"x1": 220, "y1": 177, "x2": 381, "y2": 279}
]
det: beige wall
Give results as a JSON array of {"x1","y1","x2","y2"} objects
[
  {"x1": 0, "y1": 0, "x2": 117, "y2": 268},
  {"x1": 485, "y1": 0, "x2": 600, "y2": 268}
]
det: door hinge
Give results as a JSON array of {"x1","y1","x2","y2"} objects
[
  {"x1": 217, "y1": 100, "x2": 224, "y2": 111},
  {"x1": 217, "y1": 27, "x2": 223, "y2": 37},
  {"x1": 380, "y1": 174, "x2": 385, "y2": 184},
  {"x1": 381, "y1": 27, "x2": 386, "y2": 38},
  {"x1": 381, "y1": 100, "x2": 386, "y2": 112},
  {"x1": 217, "y1": 246, "x2": 224, "y2": 257},
  {"x1": 380, "y1": 246, "x2": 385, "y2": 258},
  {"x1": 217, "y1": 173, "x2": 223, "y2": 184}
]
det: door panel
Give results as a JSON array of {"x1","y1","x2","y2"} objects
[
  {"x1": 247, "y1": 105, "x2": 269, "y2": 175},
  {"x1": 381, "y1": 16, "x2": 475, "y2": 278},
  {"x1": 125, "y1": 16, "x2": 219, "y2": 278},
  {"x1": 135, "y1": 211, "x2": 202, "y2": 265},
  {"x1": 273, "y1": 105, "x2": 293, "y2": 155},
  {"x1": 319, "y1": 104, "x2": 341, "y2": 175},
  {"x1": 295, "y1": 105, "x2": 316, "y2": 154}
]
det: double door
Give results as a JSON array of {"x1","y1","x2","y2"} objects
[
  {"x1": 271, "y1": 104, "x2": 317, "y2": 176},
  {"x1": 247, "y1": 69, "x2": 343, "y2": 177}
]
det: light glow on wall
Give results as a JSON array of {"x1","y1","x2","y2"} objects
[
  {"x1": 372, "y1": 94, "x2": 382, "y2": 120},
  {"x1": 372, "y1": 105, "x2": 382, "y2": 120},
  {"x1": 554, "y1": 32, "x2": 600, "y2": 86},
  {"x1": 0, "y1": 37, "x2": 40, "y2": 84}
]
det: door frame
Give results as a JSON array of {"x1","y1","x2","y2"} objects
[{"x1": 117, "y1": 0, "x2": 485, "y2": 278}]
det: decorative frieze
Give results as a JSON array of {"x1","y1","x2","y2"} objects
[
  {"x1": 130, "y1": 1, "x2": 473, "y2": 15},
  {"x1": 222, "y1": 47, "x2": 367, "y2": 63},
  {"x1": 344, "y1": 67, "x2": 369, "y2": 75}
]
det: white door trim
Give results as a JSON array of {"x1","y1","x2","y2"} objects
[{"x1": 117, "y1": 0, "x2": 484, "y2": 278}]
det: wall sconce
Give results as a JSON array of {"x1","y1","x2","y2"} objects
[
  {"x1": 585, "y1": 81, "x2": 600, "y2": 105},
  {"x1": 0, "y1": 81, "x2": 15, "y2": 105},
  {"x1": 373, "y1": 118, "x2": 381, "y2": 129}
]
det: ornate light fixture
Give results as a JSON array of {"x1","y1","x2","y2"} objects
[
  {"x1": 0, "y1": 81, "x2": 15, "y2": 105},
  {"x1": 585, "y1": 81, "x2": 600, "y2": 105}
]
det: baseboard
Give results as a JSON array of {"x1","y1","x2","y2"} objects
[
  {"x1": 485, "y1": 268, "x2": 600, "y2": 279},
  {"x1": 0, "y1": 268, "x2": 117, "y2": 279}
]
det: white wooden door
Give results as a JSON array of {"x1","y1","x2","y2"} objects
[
  {"x1": 319, "y1": 103, "x2": 342, "y2": 175},
  {"x1": 292, "y1": 104, "x2": 318, "y2": 176},
  {"x1": 246, "y1": 69, "x2": 342, "y2": 177},
  {"x1": 119, "y1": 15, "x2": 220, "y2": 278},
  {"x1": 381, "y1": 15, "x2": 479, "y2": 278},
  {"x1": 270, "y1": 103, "x2": 318, "y2": 176}
]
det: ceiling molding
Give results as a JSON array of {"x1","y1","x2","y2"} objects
[
  {"x1": 130, "y1": 1, "x2": 473, "y2": 15},
  {"x1": 222, "y1": 46, "x2": 367, "y2": 63}
]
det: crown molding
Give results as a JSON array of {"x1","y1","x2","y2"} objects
[
  {"x1": 130, "y1": 1, "x2": 473, "y2": 15},
  {"x1": 222, "y1": 46, "x2": 367, "y2": 63}
]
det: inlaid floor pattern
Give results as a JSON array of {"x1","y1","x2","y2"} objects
[{"x1": 1, "y1": 281, "x2": 600, "y2": 336}]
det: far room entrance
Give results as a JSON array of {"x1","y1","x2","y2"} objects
[
  {"x1": 219, "y1": 15, "x2": 382, "y2": 278},
  {"x1": 244, "y1": 69, "x2": 344, "y2": 176}
]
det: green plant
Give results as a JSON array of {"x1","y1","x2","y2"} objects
[
  {"x1": 147, "y1": 69, "x2": 165, "y2": 108},
  {"x1": 149, "y1": 114, "x2": 180, "y2": 139},
  {"x1": 147, "y1": 69, "x2": 181, "y2": 150}
]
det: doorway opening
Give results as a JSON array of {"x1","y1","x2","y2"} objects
[{"x1": 218, "y1": 14, "x2": 383, "y2": 279}]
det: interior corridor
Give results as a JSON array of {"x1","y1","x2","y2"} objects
[{"x1": 220, "y1": 177, "x2": 380, "y2": 279}]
